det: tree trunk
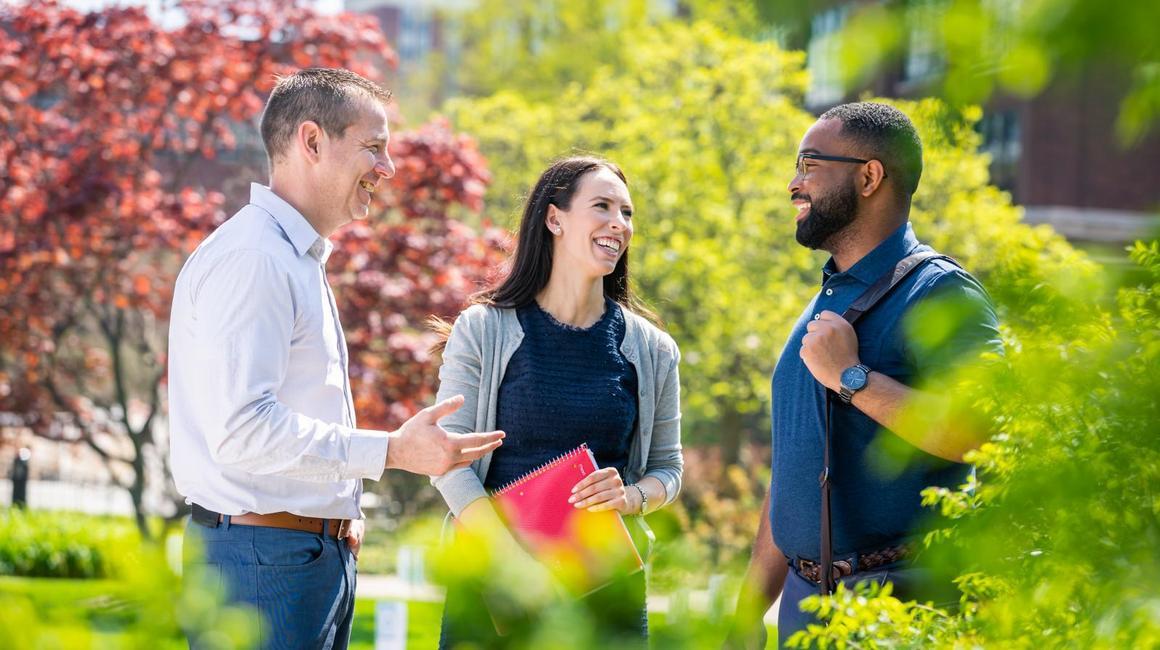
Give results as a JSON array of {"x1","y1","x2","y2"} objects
[
  {"x1": 129, "y1": 434, "x2": 152, "y2": 542},
  {"x1": 720, "y1": 408, "x2": 744, "y2": 468}
]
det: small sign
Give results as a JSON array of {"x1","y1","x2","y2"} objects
[{"x1": 374, "y1": 600, "x2": 407, "y2": 650}]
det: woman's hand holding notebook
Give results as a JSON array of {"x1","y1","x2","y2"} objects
[{"x1": 491, "y1": 444, "x2": 644, "y2": 597}]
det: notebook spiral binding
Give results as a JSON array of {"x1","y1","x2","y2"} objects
[{"x1": 491, "y1": 443, "x2": 590, "y2": 496}]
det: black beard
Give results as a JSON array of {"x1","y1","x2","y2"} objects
[{"x1": 795, "y1": 183, "x2": 859, "y2": 250}]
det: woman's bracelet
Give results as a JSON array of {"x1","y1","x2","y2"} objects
[{"x1": 631, "y1": 483, "x2": 649, "y2": 515}]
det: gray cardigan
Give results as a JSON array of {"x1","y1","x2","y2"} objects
[{"x1": 431, "y1": 302, "x2": 684, "y2": 517}]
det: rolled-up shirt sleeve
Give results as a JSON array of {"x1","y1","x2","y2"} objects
[
  {"x1": 189, "y1": 249, "x2": 388, "y2": 482},
  {"x1": 905, "y1": 269, "x2": 1004, "y2": 380}
]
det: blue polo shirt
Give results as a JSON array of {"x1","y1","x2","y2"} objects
[{"x1": 770, "y1": 222, "x2": 1001, "y2": 562}]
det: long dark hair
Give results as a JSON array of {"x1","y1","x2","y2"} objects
[{"x1": 431, "y1": 156, "x2": 657, "y2": 349}]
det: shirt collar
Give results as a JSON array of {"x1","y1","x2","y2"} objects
[
  {"x1": 249, "y1": 183, "x2": 329, "y2": 262},
  {"x1": 822, "y1": 222, "x2": 920, "y2": 285}
]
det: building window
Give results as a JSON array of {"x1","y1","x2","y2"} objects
[
  {"x1": 977, "y1": 109, "x2": 1021, "y2": 196},
  {"x1": 903, "y1": 0, "x2": 944, "y2": 83},
  {"x1": 397, "y1": 7, "x2": 434, "y2": 64},
  {"x1": 806, "y1": 5, "x2": 850, "y2": 108}
]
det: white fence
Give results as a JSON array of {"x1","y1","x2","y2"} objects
[{"x1": 0, "y1": 479, "x2": 135, "y2": 516}]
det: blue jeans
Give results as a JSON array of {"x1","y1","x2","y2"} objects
[
  {"x1": 183, "y1": 517, "x2": 357, "y2": 650},
  {"x1": 778, "y1": 559, "x2": 958, "y2": 647}
]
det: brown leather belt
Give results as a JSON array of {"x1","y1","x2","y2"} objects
[
  {"x1": 193, "y1": 504, "x2": 350, "y2": 538},
  {"x1": 795, "y1": 543, "x2": 910, "y2": 584}
]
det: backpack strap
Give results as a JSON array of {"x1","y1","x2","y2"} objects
[
  {"x1": 819, "y1": 249, "x2": 958, "y2": 595},
  {"x1": 842, "y1": 251, "x2": 958, "y2": 324}
]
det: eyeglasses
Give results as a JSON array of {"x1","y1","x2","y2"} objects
[{"x1": 795, "y1": 152, "x2": 886, "y2": 178}]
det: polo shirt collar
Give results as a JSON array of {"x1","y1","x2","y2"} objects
[
  {"x1": 250, "y1": 183, "x2": 330, "y2": 262},
  {"x1": 821, "y1": 221, "x2": 919, "y2": 285}
]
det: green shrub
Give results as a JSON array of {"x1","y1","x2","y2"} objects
[
  {"x1": 0, "y1": 544, "x2": 260, "y2": 648},
  {"x1": 0, "y1": 509, "x2": 140, "y2": 578}
]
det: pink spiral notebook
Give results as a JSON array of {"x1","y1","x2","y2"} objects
[{"x1": 492, "y1": 444, "x2": 644, "y2": 596}]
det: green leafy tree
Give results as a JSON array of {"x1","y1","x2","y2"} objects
[
  {"x1": 450, "y1": 0, "x2": 656, "y2": 99},
  {"x1": 449, "y1": 0, "x2": 782, "y2": 100}
]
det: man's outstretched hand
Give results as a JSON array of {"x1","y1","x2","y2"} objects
[{"x1": 385, "y1": 395, "x2": 504, "y2": 475}]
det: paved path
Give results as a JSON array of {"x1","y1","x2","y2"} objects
[{"x1": 358, "y1": 574, "x2": 443, "y2": 603}]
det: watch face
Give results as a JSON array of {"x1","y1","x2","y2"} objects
[{"x1": 841, "y1": 365, "x2": 868, "y2": 391}]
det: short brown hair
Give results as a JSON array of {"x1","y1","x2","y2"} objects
[{"x1": 260, "y1": 68, "x2": 392, "y2": 163}]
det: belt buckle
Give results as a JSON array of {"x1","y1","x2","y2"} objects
[
  {"x1": 797, "y1": 557, "x2": 854, "y2": 584},
  {"x1": 797, "y1": 558, "x2": 820, "y2": 582},
  {"x1": 336, "y1": 519, "x2": 350, "y2": 539}
]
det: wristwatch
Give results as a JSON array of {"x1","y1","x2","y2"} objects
[{"x1": 838, "y1": 363, "x2": 871, "y2": 404}]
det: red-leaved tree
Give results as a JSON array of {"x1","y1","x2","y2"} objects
[{"x1": 0, "y1": 0, "x2": 505, "y2": 537}]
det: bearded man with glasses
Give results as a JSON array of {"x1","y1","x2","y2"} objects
[{"x1": 727, "y1": 102, "x2": 1003, "y2": 648}]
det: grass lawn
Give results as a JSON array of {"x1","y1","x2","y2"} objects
[{"x1": 350, "y1": 597, "x2": 443, "y2": 649}]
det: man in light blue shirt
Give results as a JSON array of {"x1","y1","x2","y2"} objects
[{"x1": 168, "y1": 68, "x2": 504, "y2": 649}]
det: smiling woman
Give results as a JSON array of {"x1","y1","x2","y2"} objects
[
  {"x1": 547, "y1": 165, "x2": 635, "y2": 285},
  {"x1": 427, "y1": 156, "x2": 685, "y2": 648}
]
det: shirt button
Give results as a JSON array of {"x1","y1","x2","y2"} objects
[
  {"x1": 813, "y1": 313, "x2": 821, "y2": 320},
  {"x1": 825, "y1": 288, "x2": 833, "y2": 296}
]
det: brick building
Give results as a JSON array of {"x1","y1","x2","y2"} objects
[{"x1": 799, "y1": 2, "x2": 1160, "y2": 245}]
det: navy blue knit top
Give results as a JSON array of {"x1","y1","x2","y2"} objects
[{"x1": 483, "y1": 297, "x2": 639, "y2": 491}]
